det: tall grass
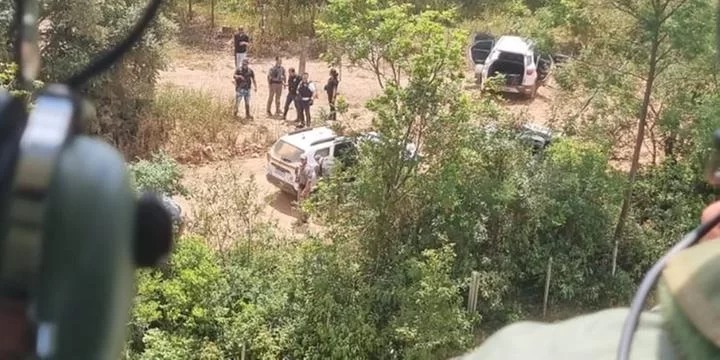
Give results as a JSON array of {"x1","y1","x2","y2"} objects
[{"x1": 144, "y1": 85, "x2": 238, "y2": 163}]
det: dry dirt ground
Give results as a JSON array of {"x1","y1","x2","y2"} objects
[{"x1": 161, "y1": 45, "x2": 557, "y2": 235}]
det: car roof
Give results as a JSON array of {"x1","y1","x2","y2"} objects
[
  {"x1": 522, "y1": 122, "x2": 553, "y2": 136},
  {"x1": 494, "y1": 36, "x2": 534, "y2": 55},
  {"x1": 281, "y1": 126, "x2": 338, "y2": 149}
]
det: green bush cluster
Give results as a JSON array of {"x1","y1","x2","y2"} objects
[
  {"x1": 123, "y1": 236, "x2": 472, "y2": 359},
  {"x1": 129, "y1": 151, "x2": 188, "y2": 197}
]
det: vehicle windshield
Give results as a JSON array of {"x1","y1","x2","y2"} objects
[{"x1": 272, "y1": 140, "x2": 304, "y2": 163}]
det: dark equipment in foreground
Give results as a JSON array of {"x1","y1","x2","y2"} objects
[{"x1": 0, "y1": 0, "x2": 172, "y2": 359}]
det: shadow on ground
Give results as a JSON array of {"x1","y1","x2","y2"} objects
[
  {"x1": 266, "y1": 191, "x2": 299, "y2": 219},
  {"x1": 503, "y1": 91, "x2": 550, "y2": 106}
]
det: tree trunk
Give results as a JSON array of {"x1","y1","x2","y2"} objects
[
  {"x1": 211, "y1": 0, "x2": 215, "y2": 28},
  {"x1": 188, "y1": 0, "x2": 192, "y2": 19},
  {"x1": 299, "y1": 36, "x2": 308, "y2": 74},
  {"x1": 611, "y1": 34, "x2": 661, "y2": 276}
]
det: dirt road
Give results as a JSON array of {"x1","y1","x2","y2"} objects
[{"x1": 176, "y1": 157, "x2": 321, "y2": 235}]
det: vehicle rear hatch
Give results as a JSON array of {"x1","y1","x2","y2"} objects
[
  {"x1": 488, "y1": 51, "x2": 525, "y2": 86},
  {"x1": 268, "y1": 139, "x2": 303, "y2": 184}
]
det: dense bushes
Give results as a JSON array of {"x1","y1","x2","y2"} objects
[
  {"x1": 129, "y1": 151, "x2": 188, "y2": 196},
  {"x1": 124, "y1": 235, "x2": 472, "y2": 359}
]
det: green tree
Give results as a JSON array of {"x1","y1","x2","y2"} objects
[
  {"x1": 316, "y1": 0, "x2": 458, "y2": 88},
  {"x1": 125, "y1": 236, "x2": 229, "y2": 359},
  {"x1": 598, "y1": 0, "x2": 714, "y2": 272},
  {"x1": 37, "y1": 0, "x2": 176, "y2": 153}
]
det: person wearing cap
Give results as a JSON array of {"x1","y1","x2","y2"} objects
[
  {"x1": 232, "y1": 26, "x2": 251, "y2": 69},
  {"x1": 294, "y1": 154, "x2": 317, "y2": 223}
]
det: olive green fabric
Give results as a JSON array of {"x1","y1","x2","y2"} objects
[
  {"x1": 659, "y1": 280, "x2": 720, "y2": 360},
  {"x1": 661, "y1": 239, "x2": 720, "y2": 347},
  {"x1": 457, "y1": 239, "x2": 720, "y2": 360},
  {"x1": 457, "y1": 308, "x2": 677, "y2": 360},
  {"x1": 659, "y1": 239, "x2": 720, "y2": 359}
]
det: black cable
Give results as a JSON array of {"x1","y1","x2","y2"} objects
[
  {"x1": 64, "y1": 0, "x2": 164, "y2": 88},
  {"x1": 616, "y1": 211, "x2": 720, "y2": 360}
]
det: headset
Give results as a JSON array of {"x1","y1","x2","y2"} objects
[{"x1": 0, "y1": 0, "x2": 171, "y2": 358}]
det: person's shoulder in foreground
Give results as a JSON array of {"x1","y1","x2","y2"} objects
[
  {"x1": 455, "y1": 308, "x2": 676, "y2": 360},
  {"x1": 456, "y1": 230, "x2": 720, "y2": 360}
]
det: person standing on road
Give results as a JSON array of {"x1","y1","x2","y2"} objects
[
  {"x1": 266, "y1": 57, "x2": 285, "y2": 117},
  {"x1": 283, "y1": 67, "x2": 301, "y2": 121},
  {"x1": 233, "y1": 27, "x2": 251, "y2": 69},
  {"x1": 296, "y1": 73, "x2": 316, "y2": 128},
  {"x1": 233, "y1": 59, "x2": 257, "y2": 119},
  {"x1": 324, "y1": 69, "x2": 340, "y2": 121},
  {"x1": 294, "y1": 154, "x2": 317, "y2": 224}
]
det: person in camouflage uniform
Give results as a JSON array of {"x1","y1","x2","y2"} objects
[{"x1": 457, "y1": 201, "x2": 720, "y2": 360}]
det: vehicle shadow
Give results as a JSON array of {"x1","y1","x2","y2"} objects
[
  {"x1": 265, "y1": 191, "x2": 299, "y2": 219},
  {"x1": 503, "y1": 91, "x2": 550, "y2": 105}
]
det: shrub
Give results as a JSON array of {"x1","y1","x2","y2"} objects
[
  {"x1": 125, "y1": 235, "x2": 229, "y2": 359},
  {"x1": 185, "y1": 168, "x2": 267, "y2": 253},
  {"x1": 149, "y1": 85, "x2": 238, "y2": 163},
  {"x1": 129, "y1": 151, "x2": 188, "y2": 197}
]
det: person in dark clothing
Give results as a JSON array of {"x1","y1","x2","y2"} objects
[
  {"x1": 324, "y1": 69, "x2": 340, "y2": 121},
  {"x1": 283, "y1": 68, "x2": 301, "y2": 121},
  {"x1": 233, "y1": 27, "x2": 251, "y2": 69},
  {"x1": 233, "y1": 59, "x2": 257, "y2": 119},
  {"x1": 296, "y1": 72, "x2": 316, "y2": 128}
]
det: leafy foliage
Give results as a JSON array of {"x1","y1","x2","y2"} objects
[
  {"x1": 0, "y1": 0, "x2": 176, "y2": 155},
  {"x1": 129, "y1": 151, "x2": 188, "y2": 196}
]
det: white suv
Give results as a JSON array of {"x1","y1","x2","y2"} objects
[
  {"x1": 472, "y1": 35, "x2": 552, "y2": 99},
  {"x1": 266, "y1": 127, "x2": 420, "y2": 195},
  {"x1": 265, "y1": 126, "x2": 356, "y2": 195}
]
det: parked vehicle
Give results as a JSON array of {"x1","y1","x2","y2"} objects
[
  {"x1": 475, "y1": 121, "x2": 555, "y2": 155},
  {"x1": 470, "y1": 34, "x2": 553, "y2": 99},
  {"x1": 266, "y1": 126, "x2": 352, "y2": 195},
  {"x1": 265, "y1": 127, "x2": 418, "y2": 195},
  {"x1": 517, "y1": 122, "x2": 554, "y2": 154}
]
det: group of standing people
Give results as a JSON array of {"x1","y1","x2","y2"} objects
[{"x1": 231, "y1": 27, "x2": 340, "y2": 128}]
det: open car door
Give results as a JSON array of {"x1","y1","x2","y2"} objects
[
  {"x1": 469, "y1": 33, "x2": 495, "y2": 65},
  {"x1": 536, "y1": 53, "x2": 554, "y2": 84}
]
